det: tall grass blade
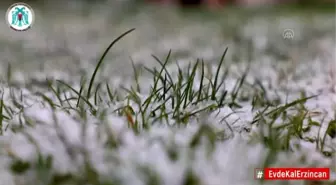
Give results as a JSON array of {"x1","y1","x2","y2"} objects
[
  {"x1": 86, "y1": 28, "x2": 135, "y2": 99},
  {"x1": 211, "y1": 47, "x2": 228, "y2": 100}
]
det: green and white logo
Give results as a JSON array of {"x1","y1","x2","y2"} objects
[{"x1": 6, "y1": 3, "x2": 34, "y2": 31}]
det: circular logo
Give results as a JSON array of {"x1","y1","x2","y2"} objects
[
  {"x1": 6, "y1": 3, "x2": 35, "y2": 31},
  {"x1": 283, "y1": 29, "x2": 294, "y2": 40}
]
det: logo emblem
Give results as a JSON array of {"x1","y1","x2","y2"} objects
[
  {"x1": 6, "y1": 2, "x2": 34, "y2": 31},
  {"x1": 283, "y1": 29, "x2": 294, "y2": 40}
]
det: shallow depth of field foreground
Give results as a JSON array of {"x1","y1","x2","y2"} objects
[{"x1": 0, "y1": 1, "x2": 335, "y2": 185}]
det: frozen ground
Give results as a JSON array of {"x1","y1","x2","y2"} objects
[{"x1": 0, "y1": 2, "x2": 335, "y2": 185}]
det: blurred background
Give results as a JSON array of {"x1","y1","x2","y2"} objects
[
  {"x1": 1, "y1": 0, "x2": 335, "y2": 8},
  {"x1": 0, "y1": 0, "x2": 334, "y2": 85},
  {"x1": 145, "y1": 0, "x2": 336, "y2": 7}
]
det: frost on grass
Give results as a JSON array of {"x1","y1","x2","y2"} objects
[{"x1": 0, "y1": 29, "x2": 335, "y2": 185}]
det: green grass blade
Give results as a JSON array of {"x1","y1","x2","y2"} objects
[
  {"x1": 196, "y1": 60, "x2": 205, "y2": 104},
  {"x1": 106, "y1": 82, "x2": 114, "y2": 102},
  {"x1": 94, "y1": 83, "x2": 101, "y2": 106},
  {"x1": 86, "y1": 28, "x2": 135, "y2": 99},
  {"x1": 211, "y1": 47, "x2": 228, "y2": 100},
  {"x1": 57, "y1": 80, "x2": 95, "y2": 111},
  {"x1": 46, "y1": 79, "x2": 63, "y2": 106}
]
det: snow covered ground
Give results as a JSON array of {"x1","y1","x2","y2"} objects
[{"x1": 0, "y1": 3, "x2": 335, "y2": 185}]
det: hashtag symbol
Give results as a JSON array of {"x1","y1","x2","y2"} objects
[{"x1": 255, "y1": 169, "x2": 264, "y2": 179}]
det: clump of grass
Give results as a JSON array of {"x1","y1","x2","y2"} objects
[{"x1": 0, "y1": 29, "x2": 335, "y2": 185}]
